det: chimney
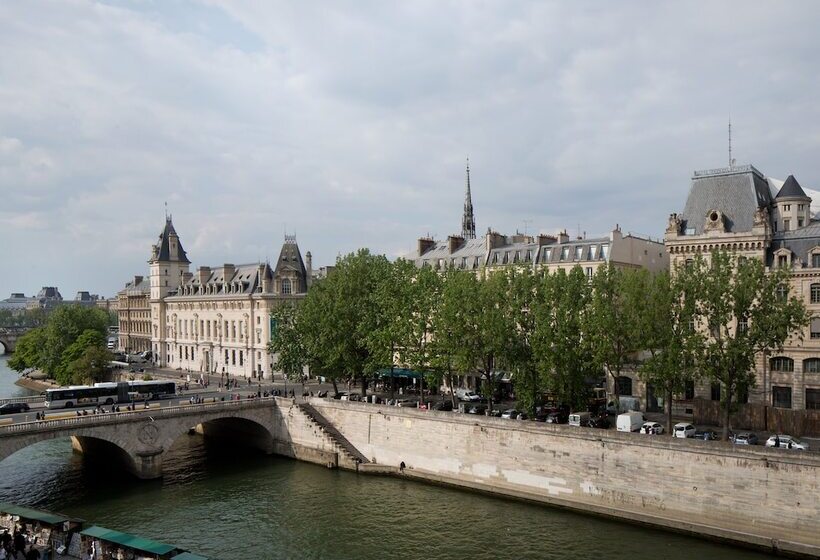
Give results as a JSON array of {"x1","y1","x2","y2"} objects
[
  {"x1": 182, "y1": 271, "x2": 193, "y2": 286},
  {"x1": 447, "y1": 235, "x2": 465, "y2": 254},
  {"x1": 557, "y1": 230, "x2": 569, "y2": 244},
  {"x1": 222, "y1": 264, "x2": 235, "y2": 281},
  {"x1": 133, "y1": 275, "x2": 143, "y2": 286},
  {"x1": 537, "y1": 234, "x2": 556, "y2": 247},
  {"x1": 198, "y1": 266, "x2": 211, "y2": 286},
  {"x1": 259, "y1": 264, "x2": 271, "y2": 293},
  {"x1": 418, "y1": 237, "x2": 436, "y2": 256}
]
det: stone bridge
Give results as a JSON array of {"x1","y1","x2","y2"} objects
[
  {"x1": 0, "y1": 326, "x2": 33, "y2": 353},
  {"x1": 0, "y1": 397, "x2": 365, "y2": 479}
]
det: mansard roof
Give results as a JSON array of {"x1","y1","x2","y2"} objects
[
  {"x1": 768, "y1": 220, "x2": 820, "y2": 267},
  {"x1": 412, "y1": 238, "x2": 488, "y2": 268},
  {"x1": 153, "y1": 218, "x2": 190, "y2": 264},
  {"x1": 680, "y1": 164, "x2": 772, "y2": 235},
  {"x1": 176, "y1": 263, "x2": 274, "y2": 297},
  {"x1": 274, "y1": 235, "x2": 307, "y2": 278},
  {"x1": 776, "y1": 175, "x2": 809, "y2": 199}
]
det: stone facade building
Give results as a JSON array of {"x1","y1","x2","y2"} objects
[
  {"x1": 119, "y1": 218, "x2": 310, "y2": 378},
  {"x1": 662, "y1": 164, "x2": 820, "y2": 412},
  {"x1": 117, "y1": 276, "x2": 151, "y2": 353}
]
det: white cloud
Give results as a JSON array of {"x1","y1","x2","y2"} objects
[{"x1": 2, "y1": 0, "x2": 820, "y2": 298}]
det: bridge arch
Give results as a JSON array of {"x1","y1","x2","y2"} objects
[
  {"x1": 159, "y1": 414, "x2": 276, "y2": 457},
  {"x1": 0, "y1": 339, "x2": 8, "y2": 355}
]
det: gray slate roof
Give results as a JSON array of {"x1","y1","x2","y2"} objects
[
  {"x1": 769, "y1": 221, "x2": 820, "y2": 267},
  {"x1": 535, "y1": 237, "x2": 610, "y2": 265},
  {"x1": 414, "y1": 238, "x2": 488, "y2": 269},
  {"x1": 156, "y1": 218, "x2": 190, "y2": 263},
  {"x1": 177, "y1": 263, "x2": 273, "y2": 296},
  {"x1": 680, "y1": 165, "x2": 771, "y2": 234},
  {"x1": 775, "y1": 175, "x2": 809, "y2": 199},
  {"x1": 274, "y1": 236, "x2": 307, "y2": 293}
]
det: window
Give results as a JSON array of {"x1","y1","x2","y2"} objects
[
  {"x1": 239, "y1": 351, "x2": 243, "y2": 366},
  {"x1": 811, "y1": 284, "x2": 820, "y2": 304},
  {"x1": 561, "y1": 247, "x2": 570, "y2": 261},
  {"x1": 586, "y1": 267, "x2": 593, "y2": 279},
  {"x1": 575, "y1": 246, "x2": 583, "y2": 260},
  {"x1": 807, "y1": 388, "x2": 820, "y2": 410},
  {"x1": 799, "y1": 204, "x2": 805, "y2": 211},
  {"x1": 514, "y1": 251, "x2": 520, "y2": 263},
  {"x1": 232, "y1": 350, "x2": 236, "y2": 365},
  {"x1": 590, "y1": 245, "x2": 598, "y2": 260},
  {"x1": 503, "y1": 252, "x2": 509, "y2": 264},
  {"x1": 777, "y1": 285, "x2": 788, "y2": 301},
  {"x1": 473, "y1": 257, "x2": 480, "y2": 269},
  {"x1": 784, "y1": 204, "x2": 791, "y2": 212},
  {"x1": 257, "y1": 316, "x2": 261, "y2": 325},
  {"x1": 803, "y1": 358, "x2": 820, "y2": 373},
  {"x1": 778, "y1": 255, "x2": 788, "y2": 268},
  {"x1": 685, "y1": 258, "x2": 694, "y2": 268},
  {"x1": 737, "y1": 318, "x2": 748, "y2": 334},
  {"x1": 684, "y1": 380, "x2": 695, "y2": 400},
  {"x1": 525, "y1": 250, "x2": 532, "y2": 262},
  {"x1": 600, "y1": 245, "x2": 609, "y2": 260},
  {"x1": 737, "y1": 383, "x2": 749, "y2": 404},
  {"x1": 799, "y1": 218, "x2": 804, "y2": 228},
  {"x1": 770, "y1": 357, "x2": 794, "y2": 372},
  {"x1": 461, "y1": 257, "x2": 467, "y2": 268},
  {"x1": 772, "y1": 386, "x2": 792, "y2": 409},
  {"x1": 812, "y1": 318, "x2": 820, "y2": 339},
  {"x1": 225, "y1": 349, "x2": 229, "y2": 363},
  {"x1": 784, "y1": 219, "x2": 791, "y2": 232},
  {"x1": 813, "y1": 254, "x2": 820, "y2": 268},
  {"x1": 710, "y1": 383, "x2": 721, "y2": 401},
  {"x1": 543, "y1": 248, "x2": 552, "y2": 261},
  {"x1": 616, "y1": 376, "x2": 632, "y2": 396}
]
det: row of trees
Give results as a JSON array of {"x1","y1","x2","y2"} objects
[
  {"x1": 270, "y1": 250, "x2": 808, "y2": 439},
  {"x1": 8, "y1": 306, "x2": 113, "y2": 386}
]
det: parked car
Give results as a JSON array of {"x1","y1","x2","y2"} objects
[
  {"x1": 640, "y1": 421, "x2": 664, "y2": 435},
  {"x1": 396, "y1": 399, "x2": 418, "y2": 408},
  {"x1": 487, "y1": 408, "x2": 502, "y2": 417},
  {"x1": 0, "y1": 402, "x2": 30, "y2": 415},
  {"x1": 545, "y1": 405, "x2": 571, "y2": 424},
  {"x1": 466, "y1": 404, "x2": 488, "y2": 415},
  {"x1": 694, "y1": 430, "x2": 718, "y2": 441},
  {"x1": 765, "y1": 435, "x2": 809, "y2": 450},
  {"x1": 516, "y1": 412, "x2": 529, "y2": 420},
  {"x1": 616, "y1": 411, "x2": 645, "y2": 432},
  {"x1": 587, "y1": 414, "x2": 611, "y2": 429},
  {"x1": 333, "y1": 392, "x2": 348, "y2": 400},
  {"x1": 455, "y1": 389, "x2": 482, "y2": 402},
  {"x1": 569, "y1": 412, "x2": 590, "y2": 427},
  {"x1": 432, "y1": 400, "x2": 454, "y2": 411},
  {"x1": 731, "y1": 432, "x2": 759, "y2": 445},
  {"x1": 501, "y1": 409, "x2": 520, "y2": 419},
  {"x1": 673, "y1": 422, "x2": 696, "y2": 438}
]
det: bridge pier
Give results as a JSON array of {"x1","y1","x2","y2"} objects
[{"x1": 133, "y1": 449, "x2": 163, "y2": 480}]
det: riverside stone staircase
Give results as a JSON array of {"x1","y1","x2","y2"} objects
[{"x1": 297, "y1": 402, "x2": 370, "y2": 470}]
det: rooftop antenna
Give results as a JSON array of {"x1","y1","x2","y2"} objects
[
  {"x1": 728, "y1": 116, "x2": 734, "y2": 169},
  {"x1": 522, "y1": 219, "x2": 532, "y2": 236}
]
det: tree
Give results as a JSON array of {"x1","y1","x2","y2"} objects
[
  {"x1": 294, "y1": 250, "x2": 392, "y2": 397},
  {"x1": 507, "y1": 267, "x2": 540, "y2": 416},
  {"x1": 67, "y1": 345, "x2": 112, "y2": 385},
  {"x1": 533, "y1": 267, "x2": 596, "y2": 411},
  {"x1": 430, "y1": 268, "x2": 470, "y2": 408},
  {"x1": 690, "y1": 252, "x2": 809, "y2": 440},
  {"x1": 7, "y1": 328, "x2": 47, "y2": 372},
  {"x1": 268, "y1": 304, "x2": 308, "y2": 383},
  {"x1": 637, "y1": 268, "x2": 702, "y2": 433},
  {"x1": 588, "y1": 265, "x2": 644, "y2": 409}
]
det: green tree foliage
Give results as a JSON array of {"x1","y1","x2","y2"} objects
[
  {"x1": 67, "y1": 344, "x2": 113, "y2": 385},
  {"x1": 637, "y1": 268, "x2": 702, "y2": 433},
  {"x1": 429, "y1": 268, "x2": 470, "y2": 408},
  {"x1": 688, "y1": 252, "x2": 809, "y2": 440},
  {"x1": 268, "y1": 304, "x2": 308, "y2": 382},
  {"x1": 532, "y1": 268, "x2": 597, "y2": 411},
  {"x1": 7, "y1": 305, "x2": 110, "y2": 385},
  {"x1": 587, "y1": 265, "x2": 645, "y2": 408},
  {"x1": 506, "y1": 268, "x2": 540, "y2": 415}
]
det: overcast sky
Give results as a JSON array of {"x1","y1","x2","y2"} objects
[{"x1": 2, "y1": 1, "x2": 820, "y2": 299}]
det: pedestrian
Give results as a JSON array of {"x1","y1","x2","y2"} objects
[
  {"x1": 400, "y1": 461, "x2": 406, "y2": 473},
  {"x1": 774, "y1": 434, "x2": 781, "y2": 448}
]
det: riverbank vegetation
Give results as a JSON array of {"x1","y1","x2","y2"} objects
[
  {"x1": 7, "y1": 306, "x2": 113, "y2": 386},
  {"x1": 270, "y1": 250, "x2": 807, "y2": 439}
]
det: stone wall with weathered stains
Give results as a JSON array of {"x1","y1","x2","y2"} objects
[{"x1": 309, "y1": 398, "x2": 820, "y2": 558}]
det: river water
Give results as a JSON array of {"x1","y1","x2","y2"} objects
[{"x1": 0, "y1": 355, "x2": 773, "y2": 559}]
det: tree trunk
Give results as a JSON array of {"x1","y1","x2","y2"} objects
[
  {"x1": 447, "y1": 369, "x2": 457, "y2": 408},
  {"x1": 360, "y1": 375, "x2": 367, "y2": 397},
  {"x1": 332, "y1": 378, "x2": 339, "y2": 397},
  {"x1": 419, "y1": 373, "x2": 424, "y2": 409},
  {"x1": 666, "y1": 387, "x2": 673, "y2": 435},
  {"x1": 722, "y1": 387, "x2": 733, "y2": 441}
]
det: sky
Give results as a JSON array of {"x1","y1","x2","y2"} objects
[{"x1": 2, "y1": 1, "x2": 820, "y2": 299}]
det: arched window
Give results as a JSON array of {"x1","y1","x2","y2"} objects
[
  {"x1": 811, "y1": 284, "x2": 820, "y2": 304},
  {"x1": 804, "y1": 358, "x2": 820, "y2": 373},
  {"x1": 616, "y1": 376, "x2": 633, "y2": 396},
  {"x1": 282, "y1": 278, "x2": 292, "y2": 295},
  {"x1": 770, "y1": 357, "x2": 794, "y2": 372}
]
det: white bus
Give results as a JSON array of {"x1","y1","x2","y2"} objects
[{"x1": 44, "y1": 380, "x2": 178, "y2": 409}]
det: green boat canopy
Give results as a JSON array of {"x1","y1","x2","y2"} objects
[
  {"x1": 81, "y1": 526, "x2": 178, "y2": 555},
  {"x1": 376, "y1": 368, "x2": 424, "y2": 380},
  {"x1": 171, "y1": 553, "x2": 209, "y2": 560},
  {"x1": 0, "y1": 503, "x2": 72, "y2": 526}
]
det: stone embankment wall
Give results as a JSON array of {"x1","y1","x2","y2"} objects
[{"x1": 307, "y1": 398, "x2": 820, "y2": 558}]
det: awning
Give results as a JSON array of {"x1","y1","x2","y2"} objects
[
  {"x1": 0, "y1": 503, "x2": 73, "y2": 526},
  {"x1": 81, "y1": 526, "x2": 178, "y2": 555},
  {"x1": 171, "y1": 553, "x2": 208, "y2": 560},
  {"x1": 376, "y1": 368, "x2": 423, "y2": 380}
]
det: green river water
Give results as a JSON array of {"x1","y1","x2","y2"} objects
[{"x1": 0, "y1": 355, "x2": 773, "y2": 559}]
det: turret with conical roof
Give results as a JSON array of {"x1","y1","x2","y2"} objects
[
  {"x1": 149, "y1": 216, "x2": 191, "y2": 300},
  {"x1": 774, "y1": 175, "x2": 812, "y2": 233}
]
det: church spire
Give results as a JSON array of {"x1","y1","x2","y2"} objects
[{"x1": 462, "y1": 158, "x2": 476, "y2": 239}]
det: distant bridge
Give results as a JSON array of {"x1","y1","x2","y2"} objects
[
  {"x1": 0, "y1": 326, "x2": 35, "y2": 353},
  {"x1": 0, "y1": 397, "x2": 364, "y2": 479}
]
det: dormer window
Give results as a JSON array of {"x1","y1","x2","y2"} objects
[
  {"x1": 575, "y1": 246, "x2": 583, "y2": 260},
  {"x1": 798, "y1": 218, "x2": 804, "y2": 228},
  {"x1": 561, "y1": 247, "x2": 569, "y2": 261},
  {"x1": 784, "y1": 219, "x2": 791, "y2": 232},
  {"x1": 544, "y1": 248, "x2": 552, "y2": 260}
]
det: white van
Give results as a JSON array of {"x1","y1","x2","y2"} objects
[
  {"x1": 455, "y1": 388, "x2": 481, "y2": 402},
  {"x1": 569, "y1": 412, "x2": 590, "y2": 427},
  {"x1": 616, "y1": 411, "x2": 645, "y2": 432}
]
